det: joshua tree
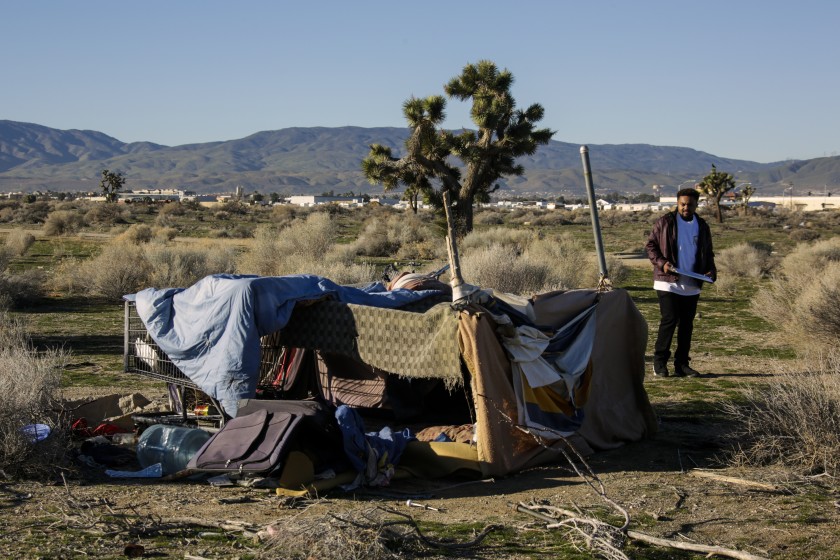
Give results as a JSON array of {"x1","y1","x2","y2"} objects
[
  {"x1": 696, "y1": 164, "x2": 736, "y2": 223},
  {"x1": 738, "y1": 183, "x2": 756, "y2": 215},
  {"x1": 99, "y1": 169, "x2": 126, "y2": 203},
  {"x1": 362, "y1": 60, "x2": 553, "y2": 236}
]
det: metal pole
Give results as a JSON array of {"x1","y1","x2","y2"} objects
[{"x1": 580, "y1": 146, "x2": 609, "y2": 281}]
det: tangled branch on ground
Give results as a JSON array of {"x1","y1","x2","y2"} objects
[{"x1": 257, "y1": 505, "x2": 500, "y2": 560}]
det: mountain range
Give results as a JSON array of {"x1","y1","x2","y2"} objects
[{"x1": 1, "y1": 120, "x2": 838, "y2": 197}]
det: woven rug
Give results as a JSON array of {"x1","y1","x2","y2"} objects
[{"x1": 274, "y1": 300, "x2": 462, "y2": 387}]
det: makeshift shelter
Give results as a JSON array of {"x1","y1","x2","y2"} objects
[{"x1": 124, "y1": 273, "x2": 657, "y2": 480}]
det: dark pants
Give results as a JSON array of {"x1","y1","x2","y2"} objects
[{"x1": 654, "y1": 291, "x2": 700, "y2": 367}]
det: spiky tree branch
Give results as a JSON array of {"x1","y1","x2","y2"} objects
[
  {"x1": 696, "y1": 164, "x2": 736, "y2": 223},
  {"x1": 362, "y1": 60, "x2": 554, "y2": 236}
]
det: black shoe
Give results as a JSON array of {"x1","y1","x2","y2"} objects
[
  {"x1": 653, "y1": 364, "x2": 669, "y2": 377},
  {"x1": 675, "y1": 364, "x2": 701, "y2": 378}
]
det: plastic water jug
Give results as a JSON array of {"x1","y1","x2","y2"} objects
[{"x1": 135, "y1": 424, "x2": 211, "y2": 476}]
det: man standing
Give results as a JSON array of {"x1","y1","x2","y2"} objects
[{"x1": 645, "y1": 188, "x2": 717, "y2": 378}]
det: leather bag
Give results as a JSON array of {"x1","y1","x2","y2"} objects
[{"x1": 187, "y1": 408, "x2": 302, "y2": 475}]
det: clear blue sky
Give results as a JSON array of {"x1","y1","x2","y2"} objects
[{"x1": 2, "y1": 0, "x2": 837, "y2": 163}]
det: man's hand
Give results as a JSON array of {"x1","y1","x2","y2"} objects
[{"x1": 663, "y1": 262, "x2": 673, "y2": 274}]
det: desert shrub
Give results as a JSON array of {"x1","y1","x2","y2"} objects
[
  {"x1": 115, "y1": 224, "x2": 155, "y2": 245},
  {"x1": 13, "y1": 201, "x2": 51, "y2": 224},
  {"x1": 240, "y1": 213, "x2": 376, "y2": 284},
  {"x1": 789, "y1": 228, "x2": 821, "y2": 242},
  {"x1": 157, "y1": 202, "x2": 186, "y2": 218},
  {"x1": 507, "y1": 210, "x2": 541, "y2": 226},
  {"x1": 0, "y1": 313, "x2": 69, "y2": 478},
  {"x1": 461, "y1": 227, "x2": 535, "y2": 253},
  {"x1": 529, "y1": 211, "x2": 569, "y2": 227},
  {"x1": 475, "y1": 209, "x2": 505, "y2": 225},
  {"x1": 351, "y1": 217, "x2": 401, "y2": 257},
  {"x1": 459, "y1": 232, "x2": 593, "y2": 295},
  {"x1": 395, "y1": 238, "x2": 444, "y2": 261},
  {"x1": 4, "y1": 230, "x2": 36, "y2": 256},
  {"x1": 48, "y1": 257, "x2": 89, "y2": 297},
  {"x1": 524, "y1": 234, "x2": 591, "y2": 290},
  {"x1": 795, "y1": 262, "x2": 840, "y2": 346},
  {"x1": 351, "y1": 214, "x2": 441, "y2": 260},
  {"x1": 144, "y1": 241, "x2": 238, "y2": 288},
  {"x1": 0, "y1": 247, "x2": 11, "y2": 274},
  {"x1": 0, "y1": 240, "x2": 46, "y2": 308},
  {"x1": 238, "y1": 226, "x2": 280, "y2": 276},
  {"x1": 270, "y1": 204, "x2": 301, "y2": 228},
  {"x1": 218, "y1": 201, "x2": 250, "y2": 216},
  {"x1": 239, "y1": 213, "x2": 337, "y2": 276},
  {"x1": 0, "y1": 269, "x2": 47, "y2": 306},
  {"x1": 712, "y1": 273, "x2": 738, "y2": 298},
  {"x1": 85, "y1": 203, "x2": 126, "y2": 227},
  {"x1": 569, "y1": 209, "x2": 591, "y2": 225},
  {"x1": 461, "y1": 243, "x2": 554, "y2": 295},
  {"x1": 751, "y1": 237, "x2": 840, "y2": 353},
  {"x1": 43, "y1": 210, "x2": 85, "y2": 236},
  {"x1": 716, "y1": 242, "x2": 773, "y2": 279},
  {"x1": 257, "y1": 507, "x2": 421, "y2": 560},
  {"x1": 287, "y1": 255, "x2": 376, "y2": 285},
  {"x1": 224, "y1": 224, "x2": 255, "y2": 239},
  {"x1": 779, "y1": 237, "x2": 840, "y2": 281},
  {"x1": 155, "y1": 227, "x2": 178, "y2": 242},
  {"x1": 725, "y1": 351, "x2": 840, "y2": 477},
  {"x1": 79, "y1": 243, "x2": 151, "y2": 299}
]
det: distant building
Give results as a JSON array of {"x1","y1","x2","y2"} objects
[
  {"x1": 117, "y1": 189, "x2": 181, "y2": 203},
  {"x1": 286, "y1": 195, "x2": 365, "y2": 207},
  {"x1": 660, "y1": 195, "x2": 836, "y2": 212}
]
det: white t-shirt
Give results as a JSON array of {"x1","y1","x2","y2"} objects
[{"x1": 654, "y1": 214, "x2": 701, "y2": 296}]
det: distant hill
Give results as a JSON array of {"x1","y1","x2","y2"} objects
[{"x1": 1, "y1": 120, "x2": 837, "y2": 196}]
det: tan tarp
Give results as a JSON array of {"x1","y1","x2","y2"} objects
[{"x1": 460, "y1": 288, "x2": 658, "y2": 477}]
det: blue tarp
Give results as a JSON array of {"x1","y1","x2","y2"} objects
[{"x1": 128, "y1": 274, "x2": 444, "y2": 416}]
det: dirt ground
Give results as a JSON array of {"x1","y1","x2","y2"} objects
[{"x1": 1, "y1": 381, "x2": 838, "y2": 560}]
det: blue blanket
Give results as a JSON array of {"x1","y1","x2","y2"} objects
[{"x1": 129, "y1": 274, "x2": 444, "y2": 416}]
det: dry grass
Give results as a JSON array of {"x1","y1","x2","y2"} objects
[
  {"x1": 0, "y1": 243, "x2": 46, "y2": 309},
  {"x1": 143, "y1": 243, "x2": 237, "y2": 288},
  {"x1": 461, "y1": 243, "x2": 555, "y2": 295},
  {"x1": 43, "y1": 210, "x2": 86, "y2": 236},
  {"x1": 257, "y1": 507, "x2": 414, "y2": 560},
  {"x1": 524, "y1": 234, "x2": 592, "y2": 290},
  {"x1": 50, "y1": 238, "x2": 240, "y2": 298},
  {"x1": 751, "y1": 237, "x2": 840, "y2": 353},
  {"x1": 715, "y1": 242, "x2": 774, "y2": 279},
  {"x1": 3, "y1": 230, "x2": 35, "y2": 256},
  {"x1": 238, "y1": 214, "x2": 377, "y2": 285},
  {"x1": 461, "y1": 229, "x2": 604, "y2": 293},
  {"x1": 725, "y1": 351, "x2": 840, "y2": 477},
  {"x1": 459, "y1": 232, "x2": 599, "y2": 295},
  {"x1": 114, "y1": 223, "x2": 154, "y2": 244},
  {"x1": 0, "y1": 313, "x2": 69, "y2": 478},
  {"x1": 351, "y1": 214, "x2": 444, "y2": 261}
]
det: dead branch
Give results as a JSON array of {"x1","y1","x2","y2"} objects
[
  {"x1": 515, "y1": 501, "x2": 769, "y2": 560},
  {"x1": 626, "y1": 529, "x2": 769, "y2": 560},
  {"x1": 478, "y1": 392, "x2": 630, "y2": 529},
  {"x1": 688, "y1": 469, "x2": 785, "y2": 493},
  {"x1": 515, "y1": 502, "x2": 628, "y2": 560},
  {"x1": 378, "y1": 506, "x2": 501, "y2": 549},
  {"x1": 160, "y1": 516, "x2": 258, "y2": 534}
]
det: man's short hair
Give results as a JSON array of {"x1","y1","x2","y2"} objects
[{"x1": 677, "y1": 187, "x2": 700, "y2": 201}]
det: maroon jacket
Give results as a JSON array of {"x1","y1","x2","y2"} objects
[{"x1": 645, "y1": 211, "x2": 716, "y2": 283}]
